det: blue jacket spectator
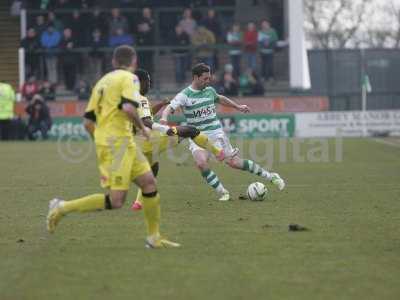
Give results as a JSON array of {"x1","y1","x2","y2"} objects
[
  {"x1": 108, "y1": 28, "x2": 134, "y2": 47},
  {"x1": 41, "y1": 24, "x2": 61, "y2": 83},
  {"x1": 40, "y1": 25, "x2": 61, "y2": 49}
]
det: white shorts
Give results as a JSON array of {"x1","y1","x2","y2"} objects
[{"x1": 188, "y1": 129, "x2": 237, "y2": 158}]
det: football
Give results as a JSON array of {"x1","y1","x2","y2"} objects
[{"x1": 247, "y1": 182, "x2": 267, "y2": 201}]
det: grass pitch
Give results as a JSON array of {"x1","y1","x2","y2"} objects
[{"x1": 1, "y1": 138, "x2": 400, "y2": 300}]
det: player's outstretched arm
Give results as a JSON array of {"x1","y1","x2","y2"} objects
[
  {"x1": 151, "y1": 99, "x2": 170, "y2": 116},
  {"x1": 218, "y1": 94, "x2": 250, "y2": 113},
  {"x1": 160, "y1": 104, "x2": 175, "y2": 124},
  {"x1": 141, "y1": 116, "x2": 173, "y2": 135}
]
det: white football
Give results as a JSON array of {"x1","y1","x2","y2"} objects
[{"x1": 247, "y1": 182, "x2": 267, "y2": 201}]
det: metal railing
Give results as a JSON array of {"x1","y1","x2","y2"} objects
[{"x1": 308, "y1": 49, "x2": 400, "y2": 110}]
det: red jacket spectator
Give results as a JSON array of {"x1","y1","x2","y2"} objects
[
  {"x1": 243, "y1": 22, "x2": 258, "y2": 53},
  {"x1": 21, "y1": 75, "x2": 40, "y2": 102}
]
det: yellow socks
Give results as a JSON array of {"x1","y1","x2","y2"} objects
[
  {"x1": 193, "y1": 133, "x2": 221, "y2": 156},
  {"x1": 62, "y1": 194, "x2": 105, "y2": 213},
  {"x1": 142, "y1": 192, "x2": 160, "y2": 237}
]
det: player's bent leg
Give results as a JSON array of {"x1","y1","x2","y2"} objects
[
  {"x1": 134, "y1": 171, "x2": 180, "y2": 248},
  {"x1": 132, "y1": 162, "x2": 160, "y2": 211},
  {"x1": 134, "y1": 171, "x2": 159, "y2": 237},
  {"x1": 178, "y1": 126, "x2": 224, "y2": 161},
  {"x1": 134, "y1": 172, "x2": 158, "y2": 231},
  {"x1": 227, "y1": 156, "x2": 285, "y2": 191},
  {"x1": 46, "y1": 193, "x2": 121, "y2": 234},
  {"x1": 193, "y1": 149, "x2": 230, "y2": 201}
]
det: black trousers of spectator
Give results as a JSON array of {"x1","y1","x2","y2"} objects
[
  {"x1": 261, "y1": 52, "x2": 275, "y2": 80},
  {"x1": 27, "y1": 121, "x2": 50, "y2": 141},
  {"x1": 0, "y1": 119, "x2": 11, "y2": 140},
  {"x1": 63, "y1": 62, "x2": 77, "y2": 91},
  {"x1": 230, "y1": 54, "x2": 241, "y2": 78},
  {"x1": 174, "y1": 54, "x2": 189, "y2": 84},
  {"x1": 26, "y1": 54, "x2": 41, "y2": 78}
]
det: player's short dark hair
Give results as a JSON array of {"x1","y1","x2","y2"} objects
[
  {"x1": 113, "y1": 45, "x2": 136, "y2": 67},
  {"x1": 192, "y1": 63, "x2": 210, "y2": 77},
  {"x1": 134, "y1": 68, "x2": 150, "y2": 83}
]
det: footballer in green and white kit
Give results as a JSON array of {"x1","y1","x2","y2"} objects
[
  {"x1": 161, "y1": 63, "x2": 285, "y2": 201},
  {"x1": 169, "y1": 85, "x2": 237, "y2": 157}
]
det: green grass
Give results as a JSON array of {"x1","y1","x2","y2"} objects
[{"x1": 1, "y1": 138, "x2": 400, "y2": 300}]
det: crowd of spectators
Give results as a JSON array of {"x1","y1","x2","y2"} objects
[
  {"x1": 20, "y1": 0, "x2": 280, "y2": 98},
  {"x1": 23, "y1": 0, "x2": 235, "y2": 10}
]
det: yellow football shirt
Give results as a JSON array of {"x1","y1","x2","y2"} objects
[{"x1": 85, "y1": 69, "x2": 141, "y2": 146}]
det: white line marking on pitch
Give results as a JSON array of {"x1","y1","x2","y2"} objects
[{"x1": 371, "y1": 138, "x2": 400, "y2": 149}]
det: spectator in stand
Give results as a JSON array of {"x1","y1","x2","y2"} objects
[
  {"x1": 191, "y1": 26, "x2": 216, "y2": 70},
  {"x1": 81, "y1": 0, "x2": 96, "y2": 8},
  {"x1": 21, "y1": 75, "x2": 40, "y2": 102},
  {"x1": 243, "y1": 22, "x2": 258, "y2": 71},
  {"x1": 239, "y1": 68, "x2": 264, "y2": 96},
  {"x1": 171, "y1": 24, "x2": 190, "y2": 84},
  {"x1": 136, "y1": 7, "x2": 154, "y2": 45},
  {"x1": 38, "y1": 0, "x2": 49, "y2": 9},
  {"x1": 41, "y1": 23, "x2": 61, "y2": 84},
  {"x1": 10, "y1": 0, "x2": 22, "y2": 16},
  {"x1": 218, "y1": 64, "x2": 238, "y2": 96},
  {"x1": 25, "y1": 0, "x2": 40, "y2": 9},
  {"x1": 202, "y1": 9, "x2": 222, "y2": 41},
  {"x1": 0, "y1": 81, "x2": 16, "y2": 141},
  {"x1": 39, "y1": 80, "x2": 56, "y2": 101},
  {"x1": 21, "y1": 28, "x2": 41, "y2": 78},
  {"x1": 226, "y1": 23, "x2": 242, "y2": 78},
  {"x1": 108, "y1": 7, "x2": 129, "y2": 36},
  {"x1": 75, "y1": 79, "x2": 90, "y2": 100},
  {"x1": 60, "y1": 28, "x2": 78, "y2": 90},
  {"x1": 179, "y1": 8, "x2": 197, "y2": 38},
  {"x1": 50, "y1": 0, "x2": 75, "y2": 10},
  {"x1": 47, "y1": 11, "x2": 64, "y2": 33},
  {"x1": 201, "y1": 9, "x2": 222, "y2": 71},
  {"x1": 88, "y1": 28, "x2": 106, "y2": 81},
  {"x1": 67, "y1": 10, "x2": 86, "y2": 46},
  {"x1": 136, "y1": 7, "x2": 155, "y2": 74},
  {"x1": 258, "y1": 20, "x2": 278, "y2": 82},
  {"x1": 108, "y1": 28, "x2": 134, "y2": 47},
  {"x1": 88, "y1": 7, "x2": 108, "y2": 36},
  {"x1": 119, "y1": 0, "x2": 135, "y2": 8},
  {"x1": 34, "y1": 15, "x2": 47, "y2": 36},
  {"x1": 26, "y1": 94, "x2": 52, "y2": 141}
]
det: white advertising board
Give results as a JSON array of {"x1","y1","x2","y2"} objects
[{"x1": 296, "y1": 110, "x2": 400, "y2": 137}]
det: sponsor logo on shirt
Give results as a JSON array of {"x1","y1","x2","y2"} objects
[{"x1": 192, "y1": 106, "x2": 216, "y2": 118}]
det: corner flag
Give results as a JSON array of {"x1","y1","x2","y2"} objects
[{"x1": 362, "y1": 74, "x2": 372, "y2": 93}]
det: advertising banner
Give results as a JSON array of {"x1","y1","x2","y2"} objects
[
  {"x1": 49, "y1": 117, "x2": 88, "y2": 140},
  {"x1": 15, "y1": 96, "x2": 328, "y2": 118},
  {"x1": 220, "y1": 114, "x2": 295, "y2": 138},
  {"x1": 170, "y1": 114, "x2": 295, "y2": 138},
  {"x1": 296, "y1": 110, "x2": 400, "y2": 137}
]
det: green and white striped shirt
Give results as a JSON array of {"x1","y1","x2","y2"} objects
[{"x1": 170, "y1": 86, "x2": 222, "y2": 133}]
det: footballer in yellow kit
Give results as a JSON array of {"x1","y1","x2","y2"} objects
[
  {"x1": 89, "y1": 71, "x2": 150, "y2": 191},
  {"x1": 46, "y1": 46, "x2": 180, "y2": 249},
  {"x1": 130, "y1": 69, "x2": 225, "y2": 211},
  {"x1": 136, "y1": 93, "x2": 177, "y2": 165}
]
